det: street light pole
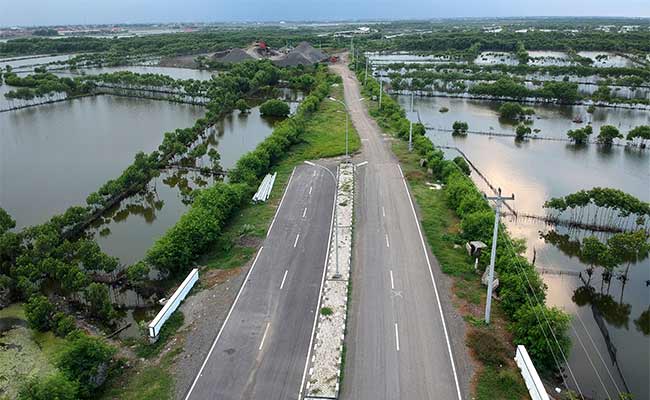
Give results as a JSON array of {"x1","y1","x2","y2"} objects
[
  {"x1": 484, "y1": 188, "x2": 515, "y2": 324},
  {"x1": 304, "y1": 161, "x2": 340, "y2": 279}
]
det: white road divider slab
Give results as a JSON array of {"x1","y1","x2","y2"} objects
[
  {"x1": 304, "y1": 162, "x2": 354, "y2": 398},
  {"x1": 148, "y1": 268, "x2": 199, "y2": 340}
]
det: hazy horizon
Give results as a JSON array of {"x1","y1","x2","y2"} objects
[{"x1": 1, "y1": 0, "x2": 648, "y2": 27}]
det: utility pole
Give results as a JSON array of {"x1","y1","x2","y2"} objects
[
  {"x1": 408, "y1": 121, "x2": 413, "y2": 152},
  {"x1": 379, "y1": 75, "x2": 383, "y2": 109},
  {"x1": 364, "y1": 57, "x2": 368, "y2": 86},
  {"x1": 410, "y1": 91, "x2": 414, "y2": 112},
  {"x1": 484, "y1": 188, "x2": 515, "y2": 324}
]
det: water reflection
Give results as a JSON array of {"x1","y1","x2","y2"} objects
[{"x1": 404, "y1": 94, "x2": 650, "y2": 399}]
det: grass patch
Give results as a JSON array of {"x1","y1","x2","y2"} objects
[
  {"x1": 320, "y1": 307, "x2": 333, "y2": 316},
  {"x1": 100, "y1": 349, "x2": 178, "y2": 400},
  {"x1": 0, "y1": 302, "x2": 26, "y2": 319},
  {"x1": 475, "y1": 366, "x2": 528, "y2": 400}
]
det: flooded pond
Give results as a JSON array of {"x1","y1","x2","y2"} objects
[
  {"x1": 400, "y1": 94, "x2": 650, "y2": 400},
  {"x1": 1, "y1": 95, "x2": 205, "y2": 229},
  {"x1": 90, "y1": 102, "x2": 299, "y2": 266}
]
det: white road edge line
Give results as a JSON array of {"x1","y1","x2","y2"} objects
[
  {"x1": 390, "y1": 270, "x2": 395, "y2": 290},
  {"x1": 293, "y1": 233, "x2": 300, "y2": 248},
  {"x1": 259, "y1": 322, "x2": 271, "y2": 350},
  {"x1": 183, "y1": 247, "x2": 265, "y2": 400},
  {"x1": 267, "y1": 166, "x2": 296, "y2": 237},
  {"x1": 298, "y1": 165, "x2": 338, "y2": 399},
  {"x1": 397, "y1": 164, "x2": 463, "y2": 400},
  {"x1": 394, "y1": 323, "x2": 400, "y2": 352},
  {"x1": 280, "y1": 270, "x2": 288, "y2": 290},
  {"x1": 302, "y1": 207, "x2": 307, "y2": 218},
  {"x1": 385, "y1": 234, "x2": 390, "y2": 248}
]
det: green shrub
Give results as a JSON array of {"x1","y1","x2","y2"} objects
[
  {"x1": 260, "y1": 99, "x2": 290, "y2": 117},
  {"x1": 25, "y1": 295, "x2": 54, "y2": 331},
  {"x1": 84, "y1": 283, "x2": 115, "y2": 322},
  {"x1": 57, "y1": 332, "x2": 116, "y2": 397},
  {"x1": 460, "y1": 210, "x2": 495, "y2": 242},
  {"x1": 320, "y1": 307, "x2": 333, "y2": 316},
  {"x1": 512, "y1": 304, "x2": 571, "y2": 373},
  {"x1": 146, "y1": 183, "x2": 248, "y2": 274},
  {"x1": 53, "y1": 312, "x2": 77, "y2": 337},
  {"x1": 18, "y1": 372, "x2": 79, "y2": 400},
  {"x1": 125, "y1": 261, "x2": 150, "y2": 284},
  {"x1": 452, "y1": 121, "x2": 469, "y2": 135},
  {"x1": 467, "y1": 329, "x2": 509, "y2": 366},
  {"x1": 453, "y1": 156, "x2": 471, "y2": 175}
]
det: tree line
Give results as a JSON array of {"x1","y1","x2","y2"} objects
[{"x1": 145, "y1": 66, "x2": 334, "y2": 275}]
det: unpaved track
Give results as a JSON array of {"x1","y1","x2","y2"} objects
[{"x1": 330, "y1": 57, "x2": 473, "y2": 400}]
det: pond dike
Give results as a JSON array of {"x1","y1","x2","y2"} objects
[{"x1": 304, "y1": 162, "x2": 354, "y2": 398}]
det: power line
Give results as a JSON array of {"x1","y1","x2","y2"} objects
[
  {"x1": 536, "y1": 250, "x2": 624, "y2": 398},
  {"x1": 499, "y1": 230, "x2": 586, "y2": 399}
]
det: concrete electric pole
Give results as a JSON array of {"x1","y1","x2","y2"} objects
[{"x1": 484, "y1": 188, "x2": 515, "y2": 324}]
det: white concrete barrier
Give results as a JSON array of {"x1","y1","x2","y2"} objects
[
  {"x1": 148, "y1": 268, "x2": 199, "y2": 339},
  {"x1": 515, "y1": 345, "x2": 550, "y2": 400}
]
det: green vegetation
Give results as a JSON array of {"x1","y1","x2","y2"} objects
[
  {"x1": 320, "y1": 307, "x2": 334, "y2": 316},
  {"x1": 2, "y1": 71, "x2": 94, "y2": 106},
  {"x1": 515, "y1": 124, "x2": 531, "y2": 140},
  {"x1": 146, "y1": 183, "x2": 248, "y2": 274},
  {"x1": 497, "y1": 102, "x2": 534, "y2": 120},
  {"x1": 566, "y1": 125, "x2": 593, "y2": 144},
  {"x1": 259, "y1": 98, "x2": 290, "y2": 117},
  {"x1": 452, "y1": 120, "x2": 468, "y2": 135},
  {"x1": 18, "y1": 372, "x2": 79, "y2": 400},
  {"x1": 25, "y1": 295, "x2": 55, "y2": 331},
  {"x1": 56, "y1": 332, "x2": 117, "y2": 398},
  {"x1": 235, "y1": 98, "x2": 250, "y2": 113}
]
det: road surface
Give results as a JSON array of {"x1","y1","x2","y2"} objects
[
  {"x1": 331, "y1": 59, "x2": 467, "y2": 399},
  {"x1": 184, "y1": 164, "x2": 335, "y2": 400}
]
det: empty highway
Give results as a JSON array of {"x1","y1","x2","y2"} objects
[
  {"x1": 331, "y1": 59, "x2": 469, "y2": 399},
  {"x1": 184, "y1": 164, "x2": 336, "y2": 400}
]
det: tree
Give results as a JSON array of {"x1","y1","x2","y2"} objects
[
  {"x1": 567, "y1": 125, "x2": 593, "y2": 145},
  {"x1": 259, "y1": 99, "x2": 290, "y2": 117},
  {"x1": 18, "y1": 372, "x2": 79, "y2": 400},
  {"x1": 581, "y1": 236, "x2": 608, "y2": 284},
  {"x1": 515, "y1": 124, "x2": 531, "y2": 140},
  {"x1": 25, "y1": 295, "x2": 54, "y2": 331},
  {"x1": 498, "y1": 102, "x2": 524, "y2": 120},
  {"x1": 626, "y1": 125, "x2": 650, "y2": 147},
  {"x1": 597, "y1": 125, "x2": 623, "y2": 146},
  {"x1": 84, "y1": 283, "x2": 115, "y2": 322},
  {"x1": 452, "y1": 121, "x2": 468, "y2": 135},
  {"x1": 0, "y1": 207, "x2": 15, "y2": 234},
  {"x1": 453, "y1": 156, "x2": 471, "y2": 175},
  {"x1": 56, "y1": 332, "x2": 116, "y2": 397},
  {"x1": 512, "y1": 304, "x2": 571, "y2": 373},
  {"x1": 235, "y1": 98, "x2": 250, "y2": 113}
]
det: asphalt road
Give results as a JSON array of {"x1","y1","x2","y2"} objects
[
  {"x1": 331, "y1": 60, "x2": 466, "y2": 400},
  {"x1": 184, "y1": 164, "x2": 335, "y2": 400}
]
